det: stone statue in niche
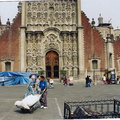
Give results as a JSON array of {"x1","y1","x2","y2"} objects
[
  {"x1": 32, "y1": 2, "x2": 37, "y2": 11},
  {"x1": 62, "y1": 12, "x2": 66, "y2": 23},
  {"x1": 44, "y1": 3, "x2": 48, "y2": 11},
  {"x1": 28, "y1": 3, "x2": 31, "y2": 11},
  {"x1": 72, "y1": 34, "x2": 77, "y2": 51},
  {"x1": 55, "y1": 3, "x2": 59, "y2": 11},
  {"x1": 63, "y1": 43, "x2": 68, "y2": 51},
  {"x1": 32, "y1": 12, "x2": 37, "y2": 22},
  {"x1": 32, "y1": 56, "x2": 37, "y2": 65},
  {"x1": 66, "y1": 12, "x2": 71, "y2": 23},
  {"x1": 31, "y1": 65, "x2": 37, "y2": 72},
  {"x1": 37, "y1": 33, "x2": 42, "y2": 42},
  {"x1": 32, "y1": 49, "x2": 36, "y2": 56},
  {"x1": 37, "y1": 55, "x2": 42, "y2": 66},
  {"x1": 66, "y1": 2, "x2": 71, "y2": 11},
  {"x1": 73, "y1": 56, "x2": 77, "y2": 65},
  {"x1": 62, "y1": 3, "x2": 65, "y2": 11},
  {"x1": 73, "y1": 42, "x2": 77, "y2": 51},
  {"x1": 72, "y1": 12, "x2": 76, "y2": 24},
  {"x1": 55, "y1": 12, "x2": 58, "y2": 23},
  {"x1": 58, "y1": 13, "x2": 62, "y2": 23},
  {"x1": 37, "y1": 3, "x2": 41, "y2": 11},
  {"x1": 72, "y1": 3, "x2": 76, "y2": 12},
  {"x1": 44, "y1": 12, "x2": 48, "y2": 23},
  {"x1": 63, "y1": 55, "x2": 68, "y2": 65},
  {"x1": 27, "y1": 12, "x2": 32, "y2": 23},
  {"x1": 49, "y1": 13, "x2": 55, "y2": 26},
  {"x1": 37, "y1": 12, "x2": 41, "y2": 18},
  {"x1": 68, "y1": 44, "x2": 72, "y2": 51},
  {"x1": 27, "y1": 55, "x2": 32, "y2": 66},
  {"x1": 73, "y1": 67, "x2": 78, "y2": 77}
]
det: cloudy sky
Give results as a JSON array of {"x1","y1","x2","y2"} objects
[{"x1": 0, "y1": 0, "x2": 120, "y2": 29}]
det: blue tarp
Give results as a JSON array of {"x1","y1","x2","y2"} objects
[{"x1": 0, "y1": 71, "x2": 38, "y2": 86}]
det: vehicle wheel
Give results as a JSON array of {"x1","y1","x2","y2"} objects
[
  {"x1": 29, "y1": 108, "x2": 34, "y2": 113},
  {"x1": 21, "y1": 108, "x2": 25, "y2": 112}
]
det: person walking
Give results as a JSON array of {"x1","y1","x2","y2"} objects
[
  {"x1": 62, "y1": 76, "x2": 68, "y2": 86},
  {"x1": 38, "y1": 76, "x2": 48, "y2": 109},
  {"x1": 24, "y1": 74, "x2": 35, "y2": 97}
]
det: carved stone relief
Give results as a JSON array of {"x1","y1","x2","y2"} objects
[
  {"x1": 25, "y1": 1, "x2": 78, "y2": 77},
  {"x1": 26, "y1": 33, "x2": 43, "y2": 72},
  {"x1": 62, "y1": 32, "x2": 78, "y2": 71},
  {"x1": 26, "y1": 1, "x2": 76, "y2": 31},
  {"x1": 44, "y1": 33, "x2": 60, "y2": 51}
]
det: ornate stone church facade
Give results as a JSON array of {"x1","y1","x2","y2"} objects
[
  {"x1": 1, "y1": 0, "x2": 120, "y2": 80},
  {"x1": 20, "y1": 0, "x2": 84, "y2": 78}
]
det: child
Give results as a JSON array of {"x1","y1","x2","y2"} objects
[{"x1": 49, "y1": 78, "x2": 54, "y2": 88}]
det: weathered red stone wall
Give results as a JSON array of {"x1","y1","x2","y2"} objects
[
  {"x1": 0, "y1": 13, "x2": 21, "y2": 71},
  {"x1": 113, "y1": 39, "x2": 120, "y2": 70},
  {"x1": 81, "y1": 12, "x2": 106, "y2": 71}
]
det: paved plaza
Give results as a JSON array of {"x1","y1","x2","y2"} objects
[{"x1": 0, "y1": 81, "x2": 120, "y2": 120}]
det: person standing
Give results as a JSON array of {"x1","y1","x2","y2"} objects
[
  {"x1": 24, "y1": 74, "x2": 35, "y2": 97},
  {"x1": 62, "y1": 76, "x2": 68, "y2": 86},
  {"x1": 102, "y1": 74, "x2": 106, "y2": 84},
  {"x1": 88, "y1": 76, "x2": 92, "y2": 87},
  {"x1": 85, "y1": 75, "x2": 89, "y2": 87},
  {"x1": 35, "y1": 75, "x2": 40, "y2": 94},
  {"x1": 49, "y1": 78, "x2": 54, "y2": 88},
  {"x1": 39, "y1": 76, "x2": 48, "y2": 109}
]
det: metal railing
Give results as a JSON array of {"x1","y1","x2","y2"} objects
[{"x1": 64, "y1": 99, "x2": 120, "y2": 119}]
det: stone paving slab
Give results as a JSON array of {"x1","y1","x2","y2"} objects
[{"x1": 0, "y1": 82, "x2": 120, "y2": 120}]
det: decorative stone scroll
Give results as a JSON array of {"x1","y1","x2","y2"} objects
[{"x1": 44, "y1": 33, "x2": 60, "y2": 51}]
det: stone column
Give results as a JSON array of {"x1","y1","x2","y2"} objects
[
  {"x1": 77, "y1": 0, "x2": 85, "y2": 78},
  {"x1": 106, "y1": 34, "x2": 115, "y2": 70},
  {"x1": 20, "y1": 2, "x2": 26, "y2": 72}
]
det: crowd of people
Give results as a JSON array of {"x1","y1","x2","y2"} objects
[
  {"x1": 60, "y1": 75, "x2": 74, "y2": 86},
  {"x1": 24, "y1": 75, "x2": 48, "y2": 109},
  {"x1": 23, "y1": 73, "x2": 120, "y2": 111},
  {"x1": 85, "y1": 76, "x2": 92, "y2": 87}
]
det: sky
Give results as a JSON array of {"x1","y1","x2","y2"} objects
[{"x1": 0, "y1": 0, "x2": 120, "y2": 29}]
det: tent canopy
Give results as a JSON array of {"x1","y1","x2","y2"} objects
[
  {"x1": 0, "y1": 71, "x2": 37, "y2": 77},
  {"x1": 0, "y1": 71, "x2": 38, "y2": 86}
]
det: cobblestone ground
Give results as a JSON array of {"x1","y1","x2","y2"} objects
[{"x1": 0, "y1": 81, "x2": 120, "y2": 120}]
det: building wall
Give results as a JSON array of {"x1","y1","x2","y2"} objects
[
  {"x1": 113, "y1": 38, "x2": 120, "y2": 71},
  {"x1": 0, "y1": 1, "x2": 120, "y2": 79},
  {"x1": 0, "y1": 13, "x2": 21, "y2": 71},
  {"x1": 20, "y1": 1, "x2": 80, "y2": 78},
  {"x1": 82, "y1": 12, "x2": 105, "y2": 71}
]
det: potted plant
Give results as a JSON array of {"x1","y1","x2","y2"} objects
[
  {"x1": 38, "y1": 69, "x2": 44, "y2": 76},
  {"x1": 60, "y1": 70, "x2": 66, "y2": 76}
]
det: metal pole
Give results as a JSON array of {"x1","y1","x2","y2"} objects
[{"x1": 1, "y1": 77, "x2": 5, "y2": 86}]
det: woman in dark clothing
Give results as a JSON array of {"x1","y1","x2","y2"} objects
[{"x1": 85, "y1": 76, "x2": 90, "y2": 87}]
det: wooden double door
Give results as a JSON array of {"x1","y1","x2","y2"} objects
[{"x1": 45, "y1": 51, "x2": 59, "y2": 78}]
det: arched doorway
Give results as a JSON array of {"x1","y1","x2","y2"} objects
[{"x1": 45, "y1": 51, "x2": 59, "y2": 78}]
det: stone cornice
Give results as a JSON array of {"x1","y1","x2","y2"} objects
[{"x1": 20, "y1": 26, "x2": 27, "y2": 29}]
